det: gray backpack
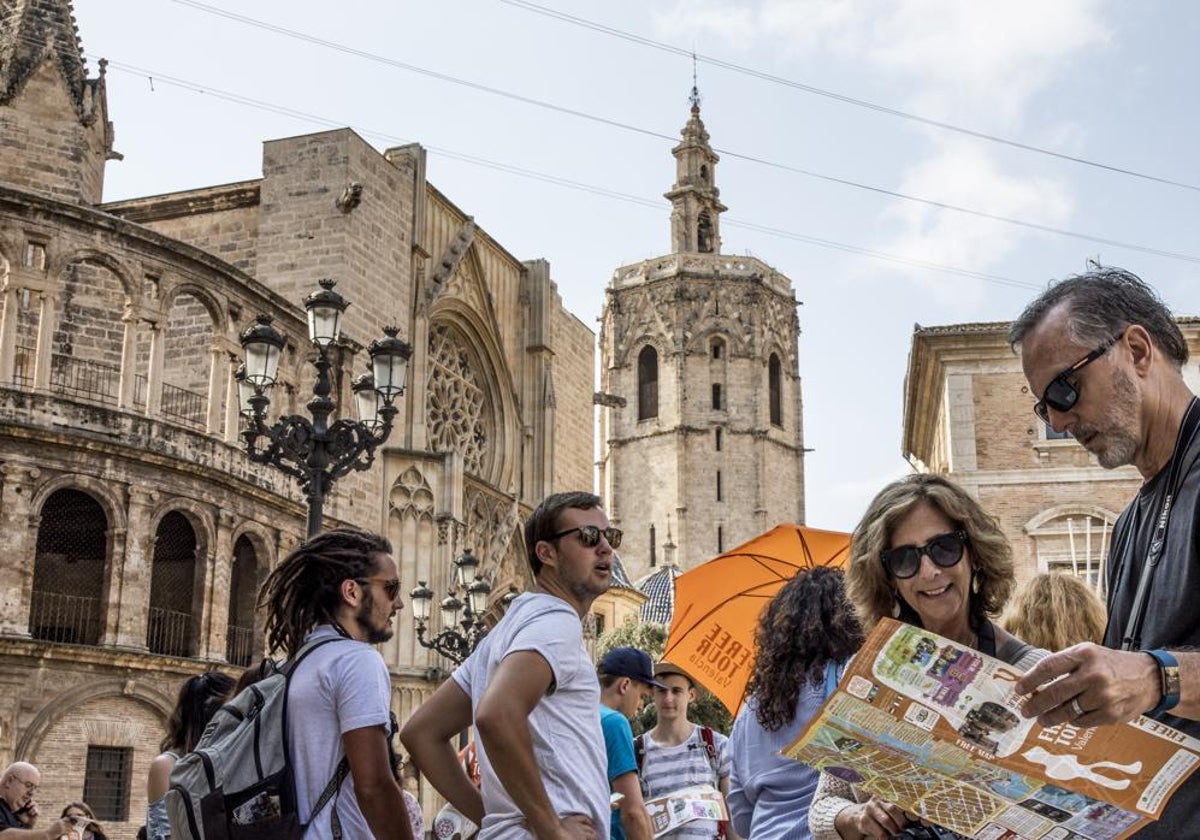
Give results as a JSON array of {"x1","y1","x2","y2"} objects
[{"x1": 165, "y1": 636, "x2": 349, "y2": 839}]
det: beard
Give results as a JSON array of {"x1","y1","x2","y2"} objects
[
  {"x1": 356, "y1": 593, "x2": 395, "y2": 644},
  {"x1": 1074, "y1": 366, "x2": 1141, "y2": 469}
]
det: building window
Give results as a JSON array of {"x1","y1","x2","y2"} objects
[
  {"x1": 717, "y1": 525, "x2": 724, "y2": 554},
  {"x1": 1029, "y1": 513, "x2": 1112, "y2": 595},
  {"x1": 711, "y1": 384, "x2": 723, "y2": 411},
  {"x1": 592, "y1": 613, "x2": 606, "y2": 636},
  {"x1": 715, "y1": 428, "x2": 722, "y2": 451},
  {"x1": 697, "y1": 211, "x2": 713, "y2": 253},
  {"x1": 227, "y1": 535, "x2": 259, "y2": 667},
  {"x1": 638, "y1": 345, "x2": 658, "y2": 421},
  {"x1": 769, "y1": 354, "x2": 783, "y2": 428},
  {"x1": 711, "y1": 338, "x2": 724, "y2": 360},
  {"x1": 148, "y1": 511, "x2": 199, "y2": 657},
  {"x1": 23, "y1": 242, "x2": 46, "y2": 270},
  {"x1": 31, "y1": 489, "x2": 107, "y2": 645},
  {"x1": 83, "y1": 746, "x2": 132, "y2": 822},
  {"x1": 716, "y1": 471, "x2": 722, "y2": 502}
]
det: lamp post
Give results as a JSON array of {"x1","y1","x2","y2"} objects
[
  {"x1": 238, "y1": 278, "x2": 412, "y2": 537},
  {"x1": 410, "y1": 548, "x2": 507, "y2": 665}
]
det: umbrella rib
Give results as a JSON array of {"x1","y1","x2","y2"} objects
[{"x1": 667, "y1": 562, "x2": 789, "y2": 644}]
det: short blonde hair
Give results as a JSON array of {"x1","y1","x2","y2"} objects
[
  {"x1": 1001, "y1": 572, "x2": 1107, "y2": 651},
  {"x1": 848, "y1": 474, "x2": 1015, "y2": 633}
]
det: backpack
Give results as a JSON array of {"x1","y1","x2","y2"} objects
[
  {"x1": 165, "y1": 636, "x2": 350, "y2": 840},
  {"x1": 635, "y1": 727, "x2": 726, "y2": 839}
]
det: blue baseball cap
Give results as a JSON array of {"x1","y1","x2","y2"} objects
[{"x1": 597, "y1": 647, "x2": 668, "y2": 689}]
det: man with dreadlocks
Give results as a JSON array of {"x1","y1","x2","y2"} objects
[
  {"x1": 402, "y1": 491, "x2": 616, "y2": 840},
  {"x1": 259, "y1": 527, "x2": 414, "y2": 840}
]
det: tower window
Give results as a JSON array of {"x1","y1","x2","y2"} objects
[
  {"x1": 700, "y1": 164, "x2": 709, "y2": 183},
  {"x1": 697, "y1": 211, "x2": 713, "y2": 253},
  {"x1": 711, "y1": 383, "x2": 723, "y2": 411},
  {"x1": 638, "y1": 345, "x2": 659, "y2": 421},
  {"x1": 716, "y1": 470, "x2": 722, "y2": 501},
  {"x1": 717, "y1": 525, "x2": 724, "y2": 554},
  {"x1": 769, "y1": 353, "x2": 783, "y2": 428},
  {"x1": 711, "y1": 338, "x2": 724, "y2": 360},
  {"x1": 715, "y1": 428, "x2": 722, "y2": 451}
]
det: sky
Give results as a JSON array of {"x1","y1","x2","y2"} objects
[{"x1": 69, "y1": 1, "x2": 1199, "y2": 531}]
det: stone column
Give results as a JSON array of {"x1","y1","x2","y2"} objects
[
  {"x1": 0, "y1": 286, "x2": 18, "y2": 383},
  {"x1": 201, "y1": 510, "x2": 235, "y2": 661},
  {"x1": 224, "y1": 354, "x2": 241, "y2": 443},
  {"x1": 144, "y1": 322, "x2": 163, "y2": 416},
  {"x1": 0, "y1": 463, "x2": 37, "y2": 636},
  {"x1": 205, "y1": 345, "x2": 224, "y2": 435},
  {"x1": 115, "y1": 486, "x2": 156, "y2": 649},
  {"x1": 117, "y1": 310, "x2": 139, "y2": 409},
  {"x1": 32, "y1": 292, "x2": 56, "y2": 389}
]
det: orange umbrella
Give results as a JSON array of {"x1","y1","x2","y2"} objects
[{"x1": 662, "y1": 524, "x2": 851, "y2": 715}]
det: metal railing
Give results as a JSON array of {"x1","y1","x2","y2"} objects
[
  {"x1": 13, "y1": 344, "x2": 34, "y2": 386},
  {"x1": 29, "y1": 590, "x2": 101, "y2": 645},
  {"x1": 226, "y1": 624, "x2": 257, "y2": 667},
  {"x1": 147, "y1": 606, "x2": 193, "y2": 657},
  {"x1": 161, "y1": 381, "x2": 207, "y2": 427},
  {"x1": 50, "y1": 353, "x2": 121, "y2": 404}
]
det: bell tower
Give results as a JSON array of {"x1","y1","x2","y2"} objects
[
  {"x1": 598, "y1": 87, "x2": 806, "y2": 583},
  {"x1": 665, "y1": 83, "x2": 727, "y2": 255}
]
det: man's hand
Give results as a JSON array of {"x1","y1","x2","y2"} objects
[
  {"x1": 1014, "y1": 644, "x2": 1159, "y2": 727},
  {"x1": 833, "y1": 796, "x2": 909, "y2": 840},
  {"x1": 549, "y1": 813, "x2": 597, "y2": 840}
]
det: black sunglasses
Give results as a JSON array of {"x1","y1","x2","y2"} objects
[
  {"x1": 1033, "y1": 332, "x2": 1122, "y2": 423},
  {"x1": 549, "y1": 525, "x2": 623, "y2": 550},
  {"x1": 357, "y1": 576, "x2": 402, "y2": 600},
  {"x1": 880, "y1": 530, "x2": 968, "y2": 579}
]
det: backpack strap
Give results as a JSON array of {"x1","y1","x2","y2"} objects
[
  {"x1": 699, "y1": 726, "x2": 727, "y2": 840},
  {"x1": 311, "y1": 756, "x2": 349, "y2": 827}
]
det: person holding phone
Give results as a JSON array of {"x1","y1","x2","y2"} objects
[{"x1": 0, "y1": 762, "x2": 72, "y2": 839}]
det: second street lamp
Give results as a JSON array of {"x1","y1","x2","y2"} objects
[
  {"x1": 238, "y1": 278, "x2": 413, "y2": 537},
  {"x1": 410, "y1": 548, "x2": 493, "y2": 665}
]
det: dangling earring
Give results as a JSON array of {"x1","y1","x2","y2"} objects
[
  {"x1": 972, "y1": 572, "x2": 981, "y2": 595},
  {"x1": 891, "y1": 591, "x2": 902, "y2": 618}
]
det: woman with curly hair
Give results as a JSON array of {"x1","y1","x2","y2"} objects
[
  {"x1": 1002, "y1": 572, "x2": 1107, "y2": 651},
  {"x1": 809, "y1": 474, "x2": 1045, "y2": 840},
  {"x1": 727, "y1": 566, "x2": 863, "y2": 839}
]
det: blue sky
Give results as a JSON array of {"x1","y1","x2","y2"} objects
[{"x1": 71, "y1": 1, "x2": 1199, "y2": 530}]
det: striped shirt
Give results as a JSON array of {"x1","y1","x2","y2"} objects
[{"x1": 639, "y1": 726, "x2": 731, "y2": 839}]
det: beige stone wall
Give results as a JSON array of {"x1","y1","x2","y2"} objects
[
  {"x1": 128, "y1": 199, "x2": 261, "y2": 278},
  {"x1": 551, "y1": 305, "x2": 595, "y2": 493}
]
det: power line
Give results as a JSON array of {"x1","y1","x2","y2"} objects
[
  {"x1": 499, "y1": 0, "x2": 1200, "y2": 194},
  {"x1": 151, "y1": 0, "x2": 1200, "y2": 263},
  {"x1": 96, "y1": 59, "x2": 1037, "y2": 289}
]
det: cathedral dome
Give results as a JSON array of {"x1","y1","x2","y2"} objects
[{"x1": 634, "y1": 564, "x2": 682, "y2": 625}]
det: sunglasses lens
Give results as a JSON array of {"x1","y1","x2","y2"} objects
[
  {"x1": 606, "y1": 528, "x2": 623, "y2": 549},
  {"x1": 928, "y1": 534, "x2": 965, "y2": 568},
  {"x1": 386, "y1": 581, "x2": 400, "y2": 599},
  {"x1": 576, "y1": 526, "x2": 600, "y2": 547},
  {"x1": 883, "y1": 547, "x2": 921, "y2": 579}
]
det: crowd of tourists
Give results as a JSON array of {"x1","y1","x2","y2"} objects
[{"x1": 13, "y1": 265, "x2": 1195, "y2": 840}]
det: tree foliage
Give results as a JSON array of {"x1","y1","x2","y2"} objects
[{"x1": 596, "y1": 620, "x2": 734, "y2": 735}]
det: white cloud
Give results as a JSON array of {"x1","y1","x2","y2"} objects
[{"x1": 650, "y1": 0, "x2": 759, "y2": 50}]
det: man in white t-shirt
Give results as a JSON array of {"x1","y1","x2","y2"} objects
[
  {"x1": 638, "y1": 663, "x2": 737, "y2": 840},
  {"x1": 403, "y1": 491, "x2": 617, "y2": 840},
  {"x1": 259, "y1": 527, "x2": 414, "y2": 840}
]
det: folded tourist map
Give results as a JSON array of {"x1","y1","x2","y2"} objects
[{"x1": 785, "y1": 618, "x2": 1200, "y2": 839}]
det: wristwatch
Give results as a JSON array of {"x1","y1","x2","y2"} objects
[{"x1": 1144, "y1": 649, "x2": 1181, "y2": 715}]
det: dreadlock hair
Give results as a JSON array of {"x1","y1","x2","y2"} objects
[
  {"x1": 161, "y1": 670, "x2": 236, "y2": 753},
  {"x1": 746, "y1": 566, "x2": 863, "y2": 732},
  {"x1": 260, "y1": 526, "x2": 392, "y2": 657}
]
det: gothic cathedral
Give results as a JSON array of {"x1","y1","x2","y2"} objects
[{"x1": 598, "y1": 91, "x2": 806, "y2": 581}]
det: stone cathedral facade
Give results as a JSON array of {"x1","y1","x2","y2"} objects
[
  {"x1": 0, "y1": 2, "x2": 592, "y2": 836},
  {"x1": 598, "y1": 95, "x2": 806, "y2": 582}
]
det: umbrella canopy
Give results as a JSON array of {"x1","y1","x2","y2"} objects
[{"x1": 662, "y1": 523, "x2": 852, "y2": 715}]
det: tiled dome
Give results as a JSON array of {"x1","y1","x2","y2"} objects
[{"x1": 635, "y1": 564, "x2": 682, "y2": 625}]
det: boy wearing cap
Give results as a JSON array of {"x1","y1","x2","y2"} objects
[
  {"x1": 597, "y1": 647, "x2": 662, "y2": 840},
  {"x1": 638, "y1": 663, "x2": 737, "y2": 840}
]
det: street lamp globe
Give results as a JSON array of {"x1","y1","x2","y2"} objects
[
  {"x1": 234, "y1": 364, "x2": 256, "y2": 417},
  {"x1": 410, "y1": 581, "x2": 434, "y2": 623},
  {"x1": 352, "y1": 372, "x2": 385, "y2": 431},
  {"x1": 369, "y1": 326, "x2": 412, "y2": 399},
  {"x1": 239, "y1": 315, "x2": 285, "y2": 387},
  {"x1": 440, "y1": 594, "x2": 463, "y2": 629},
  {"x1": 467, "y1": 577, "x2": 492, "y2": 615},
  {"x1": 303, "y1": 278, "x2": 348, "y2": 348},
  {"x1": 453, "y1": 548, "x2": 480, "y2": 589}
]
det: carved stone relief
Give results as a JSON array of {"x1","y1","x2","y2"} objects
[{"x1": 426, "y1": 323, "x2": 493, "y2": 478}]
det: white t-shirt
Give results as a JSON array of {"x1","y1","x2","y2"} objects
[
  {"x1": 452, "y1": 592, "x2": 608, "y2": 839},
  {"x1": 289, "y1": 625, "x2": 393, "y2": 839}
]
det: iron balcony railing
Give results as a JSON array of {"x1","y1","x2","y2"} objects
[
  {"x1": 29, "y1": 590, "x2": 101, "y2": 645},
  {"x1": 147, "y1": 606, "x2": 193, "y2": 658},
  {"x1": 226, "y1": 623, "x2": 257, "y2": 667}
]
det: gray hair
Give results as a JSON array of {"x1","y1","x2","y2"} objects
[{"x1": 1008, "y1": 266, "x2": 1186, "y2": 368}]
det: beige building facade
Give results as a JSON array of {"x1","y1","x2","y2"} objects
[
  {"x1": 0, "y1": 2, "x2": 593, "y2": 836},
  {"x1": 902, "y1": 319, "x2": 1200, "y2": 590},
  {"x1": 597, "y1": 95, "x2": 806, "y2": 582}
]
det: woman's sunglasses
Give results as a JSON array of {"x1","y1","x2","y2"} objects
[
  {"x1": 549, "y1": 525, "x2": 623, "y2": 549},
  {"x1": 880, "y1": 530, "x2": 968, "y2": 579}
]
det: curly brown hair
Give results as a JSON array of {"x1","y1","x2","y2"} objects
[
  {"x1": 848, "y1": 474, "x2": 1015, "y2": 634},
  {"x1": 1001, "y1": 572, "x2": 1107, "y2": 650},
  {"x1": 746, "y1": 567, "x2": 863, "y2": 731}
]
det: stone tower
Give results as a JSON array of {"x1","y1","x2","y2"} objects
[
  {"x1": 0, "y1": 0, "x2": 119, "y2": 204},
  {"x1": 598, "y1": 89, "x2": 806, "y2": 581}
]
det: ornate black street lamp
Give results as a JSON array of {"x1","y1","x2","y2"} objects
[
  {"x1": 237, "y1": 278, "x2": 412, "y2": 537},
  {"x1": 409, "y1": 548, "x2": 500, "y2": 664}
]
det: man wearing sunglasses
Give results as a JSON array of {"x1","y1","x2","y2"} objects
[
  {"x1": 404, "y1": 491, "x2": 617, "y2": 840},
  {"x1": 1010, "y1": 267, "x2": 1200, "y2": 838}
]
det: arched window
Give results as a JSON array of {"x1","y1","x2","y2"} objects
[
  {"x1": 699, "y1": 164, "x2": 709, "y2": 183},
  {"x1": 1028, "y1": 512, "x2": 1112, "y2": 594},
  {"x1": 711, "y1": 338, "x2": 724, "y2": 360},
  {"x1": 769, "y1": 354, "x2": 783, "y2": 427},
  {"x1": 30, "y1": 489, "x2": 107, "y2": 645},
  {"x1": 226, "y1": 535, "x2": 260, "y2": 666},
  {"x1": 697, "y1": 211, "x2": 713, "y2": 253},
  {"x1": 638, "y1": 345, "x2": 658, "y2": 421},
  {"x1": 148, "y1": 511, "x2": 199, "y2": 657}
]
